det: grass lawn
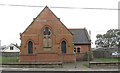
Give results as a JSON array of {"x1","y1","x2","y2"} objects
[
  {"x1": 0, "y1": 57, "x2": 19, "y2": 64},
  {"x1": 0, "y1": 57, "x2": 119, "y2": 64},
  {"x1": 93, "y1": 58, "x2": 120, "y2": 62}
]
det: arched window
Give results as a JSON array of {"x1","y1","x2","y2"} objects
[
  {"x1": 61, "y1": 41, "x2": 66, "y2": 54},
  {"x1": 43, "y1": 27, "x2": 52, "y2": 48},
  {"x1": 43, "y1": 27, "x2": 51, "y2": 35},
  {"x1": 28, "y1": 41, "x2": 33, "y2": 54}
]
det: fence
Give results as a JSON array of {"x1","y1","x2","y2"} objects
[
  {"x1": 75, "y1": 52, "x2": 93, "y2": 61},
  {"x1": 1, "y1": 52, "x2": 19, "y2": 57},
  {"x1": 93, "y1": 51, "x2": 111, "y2": 58},
  {"x1": 93, "y1": 48, "x2": 119, "y2": 58}
]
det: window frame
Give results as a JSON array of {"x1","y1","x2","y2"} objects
[
  {"x1": 10, "y1": 46, "x2": 13, "y2": 50},
  {"x1": 28, "y1": 41, "x2": 33, "y2": 54},
  {"x1": 77, "y1": 47, "x2": 80, "y2": 53},
  {"x1": 61, "y1": 40, "x2": 67, "y2": 54},
  {"x1": 43, "y1": 27, "x2": 52, "y2": 48},
  {"x1": 74, "y1": 48, "x2": 76, "y2": 53}
]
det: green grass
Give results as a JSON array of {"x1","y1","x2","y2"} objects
[
  {"x1": 94, "y1": 58, "x2": 120, "y2": 62},
  {"x1": 82, "y1": 63, "x2": 89, "y2": 68},
  {"x1": 0, "y1": 57, "x2": 19, "y2": 64}
]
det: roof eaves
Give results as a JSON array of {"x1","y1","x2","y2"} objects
[{"x1": 74, "y1": 42, "x2": 91, "y2": 45}]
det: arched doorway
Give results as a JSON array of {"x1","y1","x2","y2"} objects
[
  {"x1": 61, "y1": 41, "x2": 66, "y2": 54},
  {"x1": 28, "y1": 41, "x2": 33, "y2": 54}
]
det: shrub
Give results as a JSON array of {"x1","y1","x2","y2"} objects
[{"x1": 83, "y1": 52, "x2": 92, "y2": 61}]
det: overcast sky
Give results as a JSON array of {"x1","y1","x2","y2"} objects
[{"x1": 0, "y1": 0, "x2": 119, "y2": 47}]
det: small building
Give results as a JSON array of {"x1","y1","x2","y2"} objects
[
  {"x1": 2, "y1": 43, "x2": 20, "y2": 57},
  {"x1": 70, "y1": 29, "x2": 91, "y2": 60},
  {"x1": 2, "y1": 43, "x2": 20, "y2": 52},
  {"x1": 19, "y1": 6, "x2": 91, "y2": 63}
]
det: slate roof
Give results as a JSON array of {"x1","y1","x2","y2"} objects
[{"x1": 69, "y1": 28, "x2": 91, "y2": 45}]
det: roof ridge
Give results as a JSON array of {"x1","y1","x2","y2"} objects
[
  {"x1": 22, "y1": 6, "x2": 48, "y2": 34},
  {"x1": 22, "y1": 6, "x2": 73, "y2": 35}
]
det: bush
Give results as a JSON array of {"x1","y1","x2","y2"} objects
[{"x1": 83, "y1": 52, "x2": 92, "y2": 61}]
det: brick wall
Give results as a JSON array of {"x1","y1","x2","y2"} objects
[
  {"x1": 20, "y1": 7, "x2": 74, "y2": 63},
  {"x1": 74, "y1": 44, "x2": 91, "y2": 61},
  {"x1": 19, "y1": 53, "x2": 74, "y2": 63}
]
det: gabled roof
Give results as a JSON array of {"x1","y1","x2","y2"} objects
[
  {"x1": 69, "y1": 28, "x2": 91, "y2": 45},
  {"x1": 12, "y1": 44, "x2": 20, "y2": 49},
  {"x1": 22, "y1": 6, "x2": 73, "y2": 35},
  {"x1": 2, "y1": 43, "x2": 20, "y2": 52}
]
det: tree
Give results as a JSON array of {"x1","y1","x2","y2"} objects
[{"x1": 95, "y1": 29, "x2": 120, "y2": 48}]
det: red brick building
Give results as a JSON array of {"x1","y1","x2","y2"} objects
[{"x1": 19, "y1": 6, "x2": 91, "y2": 63}]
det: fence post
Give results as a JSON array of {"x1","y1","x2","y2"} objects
[
  {"x1": 88, "y1": 52, "x2": 91, "y2": 68},
  {"x1": 74, "y1": 52, "x2": 77, "y2": 68}
]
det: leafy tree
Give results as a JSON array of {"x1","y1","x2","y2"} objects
[{"x1": 95, "y1": 29, "x2": 120, "y2": 48}]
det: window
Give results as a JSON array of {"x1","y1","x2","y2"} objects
[
  {"x1": 28, "y1": 41, "x2": 33, "y2": 54},
  {"x1": 77, "y1": 48, "x2": 80, "y2": 53},
  {"x1": 10, "y1": 46, "x2": 13, "y2": 50},
  {"x1": 61, "y1": 41, "x2": 66, "y2": 54},
  {"x1": 43, "y1": 27, "x2": 51, "y2": 35},
  {"x1": 74, "y1": 48, "x2": 76, "y2": 53},
  {"x1": 43, "y1": 27, "x2": 52, "y2": 48}
]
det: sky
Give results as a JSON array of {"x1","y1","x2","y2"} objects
[{"x1": 0, "y1": 0, "x2": 119, "y2": 48}]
